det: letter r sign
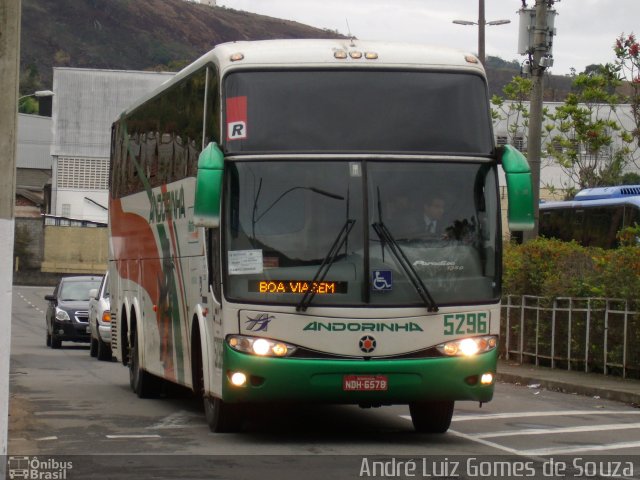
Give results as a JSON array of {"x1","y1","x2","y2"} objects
[
  {"x1": 228, "y1": 121, "x2": 247, "y2": 140},
  {"x1": 226, "y1": 96, "x2": 248, "y2": 141}
]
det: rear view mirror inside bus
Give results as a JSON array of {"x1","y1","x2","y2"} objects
[
  {"x1": 500, "y1": 145, "x2": 535, "y2": 231},
  {"x1": 194, "y1": 142, "x2": 224, "y2": 228}
]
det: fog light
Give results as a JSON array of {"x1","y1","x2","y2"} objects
[
  {"x1": 230, "y1": 372, "x2": 247, "y2": 387},
  {"x1": 480, "y1": 373, "x2": 494, "y2": 385}
]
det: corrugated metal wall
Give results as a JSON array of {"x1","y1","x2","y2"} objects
[
  {"x1": 17, "y1": 114, "x2": 52, "y2": 170},
  {"x1": 51, "y1": 68, "x2": 174, "y2": 159}
]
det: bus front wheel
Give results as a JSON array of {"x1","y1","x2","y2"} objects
[
  {"x1": 204, "y1": 396, "x2": 243, "y2": 433},
  {"x1": 409, "y1": 400, "x2": 454, "y2": 433}
]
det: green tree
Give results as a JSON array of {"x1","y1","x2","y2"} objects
[
  {"x1": 18, "y1": 97, "x2": 38, "y2": 114},
  {"x1": 544, "y1": 72, "x2": 633, "y2": 196},
  {"x1": 611, "y1": 32, "x2": 640, "y2": 164},
  {"x1": 491, "y1": 76, "x2": 548, "y2": 149}
]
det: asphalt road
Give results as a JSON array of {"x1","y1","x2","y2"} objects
[{"x1": 7, "y1": 286, "x2": 640, "y2": 479}]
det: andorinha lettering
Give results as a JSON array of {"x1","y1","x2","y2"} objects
[
  {"x1": 248, "y1": 280, "x2": 348, "y2": 294},
  {"x1": 304, "y1": 321, "x2": 423, "y2": 332},
  {"x1": 149, "y1": 186, "x2": 186, "y2": 224}
]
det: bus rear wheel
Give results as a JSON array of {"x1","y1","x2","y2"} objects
[
  {"x1": 129, "y1": 330, "x2": 160, "y2": 398},
  {"x1": 409, "y1": 400, "x2": 454, "y2": 433},
  {"x1": 204, "y1": 396, "x2": 243, "y2": 433}
]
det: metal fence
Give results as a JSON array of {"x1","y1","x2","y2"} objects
[{"x1": 501, "y1": 295, "x2": 640, "y2": 379}]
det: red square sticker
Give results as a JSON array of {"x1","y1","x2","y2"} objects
[{"x1": 227, "y1": 96, "x2": 247, "y2": 141}]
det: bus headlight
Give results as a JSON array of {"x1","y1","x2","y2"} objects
[
  {"x1": 227, "y1": 335, "x2": 297, "y2": 357},
  {"x1": 436, "y1": 335, "x2": 497, "y2": 357}
]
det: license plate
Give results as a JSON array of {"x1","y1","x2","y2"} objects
[{"x1": 343, "y1": 375, "x2": 388, "y2": 391}]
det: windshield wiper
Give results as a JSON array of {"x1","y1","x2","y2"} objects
[
  {"x1": 371, "y1": 221, "x2": 439, "y2": 313},
  {"x1": 296, "y1": 219, "x2": 356, "y2": 312}
]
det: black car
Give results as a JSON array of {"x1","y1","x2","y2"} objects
[{"x1": 45, "y1": 275, "x2": 103, "y2": 349}]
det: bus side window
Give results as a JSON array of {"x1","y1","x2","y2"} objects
[
  {"x1": 207, "y1": 229, "x2": 221, "y2": 301},
  {"x1": 623, "y1": 204, "x2": 640, "y2": 229},
  {"x1": 584, "y1": 206, "x2": 623, "y2": 248}
]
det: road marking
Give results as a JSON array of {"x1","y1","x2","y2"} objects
[
  {"x1": 36, "y1": 436, "x2": 58, "y2": 441},
  {"x1": 521, "y1": 441, "x2": 640, "y2": 456},
  {"x1": 471, "y1": 422, "x2": 640, "y2": 439},
  {"x1": 400, "y1": 410, "x2": 640, "y2": 424},
  {"x1": 401, "y1": 413, "x2": 640, "y2": 457},
  {"x1": 452, "y1": 410, "x2": 640, "y2": 421},
  {"x1": 448, "y1": 429, "x2": 520, "y2": 455},
  {"x1": 105, "y1": 434, "x2": 161, "y2": 439}
]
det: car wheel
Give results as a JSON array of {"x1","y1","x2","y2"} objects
[
  {"x1": 409, "y1": 400, "x2": 454, "y2": 433},
  {"x1": 204, "y1": 396, "x2": 243, "y2": 433},
  {"x1": 97, "y1": 335, "x2": 112, "y2": 361},
  {"x1": 50, "y1": 328, "x2": 62, "y2": 349},
  {"x1": 46, "y1": 329, "x2": 51, "y2": 347},
  {"x1": 90, "y1": 334, "x2": 98, "y2": 357},
  {"x1": 128, "y1": 330, "x2": 160, "y2": 398}
]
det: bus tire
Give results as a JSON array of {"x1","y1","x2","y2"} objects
[
  {"x1": 409, "y1": 400, "x2": 454, "y2": 433},
  {"x1": 129, "y1": 329, "x2": 159, "y2": 398},
  {"x1": 204, "y1": 396, "x2": 242, "y2": 433}
]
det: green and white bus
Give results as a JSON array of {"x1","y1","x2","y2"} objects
[{"x1": 109, "y1": 39, "x2": 534, "y2": 433}]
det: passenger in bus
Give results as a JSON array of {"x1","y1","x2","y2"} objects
[{"x1": 422, "y1": 194, "x2": 447, "y2": 236}]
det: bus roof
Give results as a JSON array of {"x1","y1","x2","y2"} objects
[
  {"x1": 540, "y1": 185, "x2": 640, "y2": 210},
  {"x1": 574, "y1": 185, "x2": 640, "y2": 200},
  {"x1": 208, "y1": 39, "x2": 485, "y2": 72},
  {"x1": 117, "y1": 39, "x2": 485, "y2": 120}
]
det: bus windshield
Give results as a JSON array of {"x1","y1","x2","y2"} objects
[
  {"x1": 223, "y1": 70, "x2": 493, "y2": 155},
  {"x1": 224, "y1": 160, "x2": 500, "y2": 307}
]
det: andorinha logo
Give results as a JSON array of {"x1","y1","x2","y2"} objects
[
  {"x1": 149, "y1": 186, "x2": 186, "y2": 224},
  {"x1": 8, "y1": 456, "x2": 73, "y2": 479},
  {"x1": 303, "y1": 321, "x2": 423, "y2": 332}
]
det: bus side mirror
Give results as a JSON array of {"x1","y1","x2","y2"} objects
[
  {"x1": 194, "y1": 142, "x2": 224, "y2": 228},
  {"x1": 500, "y1": 145, "x2": 534, "y2": 231}
]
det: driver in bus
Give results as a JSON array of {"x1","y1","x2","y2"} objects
[{"x1": 423, "y1": 194, "x2": 447, "y2": 236}]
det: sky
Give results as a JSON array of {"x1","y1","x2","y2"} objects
[{"x1": 215, "y1": 0, "x2": 640, "y2": 77}]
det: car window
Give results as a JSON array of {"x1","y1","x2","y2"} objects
[{"x1": 59, "y1": 280, "x2": 102, "y2": 301}]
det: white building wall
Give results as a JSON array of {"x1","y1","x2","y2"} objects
[
  {"x1": 50, "y1": 68, "x2": 174, "y2": 222},
  {"x1": 493, "y1": 101, "x2": 639, "y2": 190}
]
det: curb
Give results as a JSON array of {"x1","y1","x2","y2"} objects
[{"x1": 495, "y1": 372, "x2": 640, "y2": 406}]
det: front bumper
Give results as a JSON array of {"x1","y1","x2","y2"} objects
[
  {"x1": 221, "y1": 345, "x2": 497, "y2": 404},
  {"x1": 98, "y1": 324, "x2": 111, "y2": 343},
  {"x1": 52, "y1": 320, "x2": 90, "y2": 342}
]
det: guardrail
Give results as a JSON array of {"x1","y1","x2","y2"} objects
[{"x1": 501, "y1": 295, "x2": 640, "y2": 379}]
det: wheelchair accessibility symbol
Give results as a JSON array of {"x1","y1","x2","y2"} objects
[{"x1": 372, "y1": 270, "x2": 392, "y2": 291}]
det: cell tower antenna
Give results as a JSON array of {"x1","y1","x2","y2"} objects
[{"x1": 346, "y1": 18, "x2": 356, "y2": 46}]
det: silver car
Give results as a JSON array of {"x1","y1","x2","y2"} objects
[{"x1": 88, "y1": 271, "x2": 112, "y2": 361}]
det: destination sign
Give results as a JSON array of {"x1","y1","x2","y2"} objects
[{"x1": 248, "y1": 280, "x2": 348, "y2": 294}]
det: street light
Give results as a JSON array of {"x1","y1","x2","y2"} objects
[
  {"x1": 453, "y1": 0, "x2": 511, "y2": 66},
  {"x1": 18, "y1": 90, "x2": 54, "y2": 101}
]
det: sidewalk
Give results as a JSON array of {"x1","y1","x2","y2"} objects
[{"x1": 496, "y1": 359, "x2": 640, "y2": 406}]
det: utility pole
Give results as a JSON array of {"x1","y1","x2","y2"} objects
[
  {"x1": 453, "y1": 0, "x2": 510, "y2": 67},
  {"x1": 523, "y1": 0, "x2": 550, "y2": 240},
  {"x1": 478, "y1": 0, "x2": 486, "y2": 65},
  {"x1": 0, "y1": 0, "x2": 21, "y2": 471}
]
